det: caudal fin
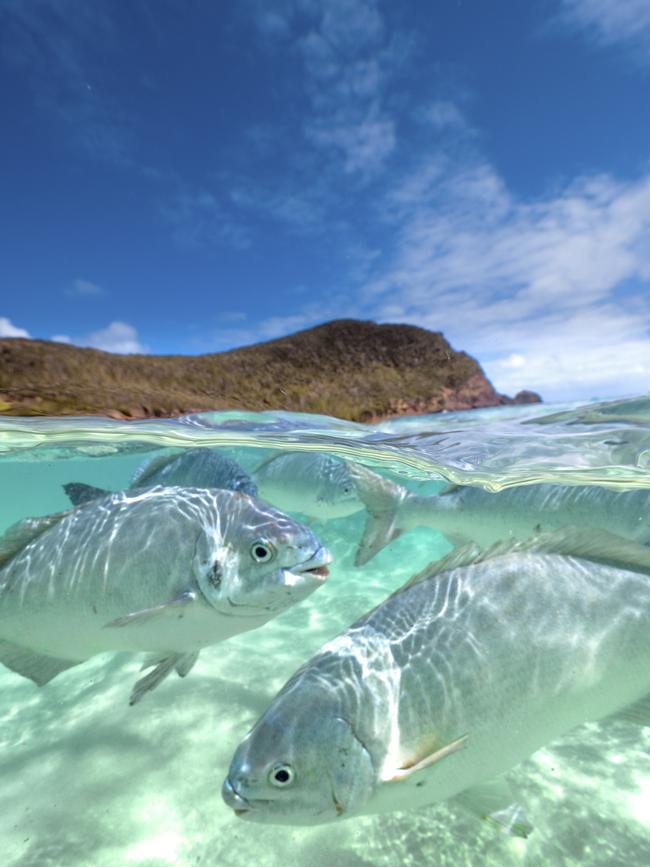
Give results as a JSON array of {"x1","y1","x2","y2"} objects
[
  {"x1": 63, "y1": 482, "x2": 110, "y2": 506},
  {"x1": 346, "y1": 463, "x2": 408, "y2": 566}
]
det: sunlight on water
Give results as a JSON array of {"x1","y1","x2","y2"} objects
[{"x1": 1, "y1": 397, "x2": 649, "y2": 866}]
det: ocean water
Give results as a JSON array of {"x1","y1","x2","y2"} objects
[{"x1": 1, "y1": 397, "x2": 649, "y2": 866}]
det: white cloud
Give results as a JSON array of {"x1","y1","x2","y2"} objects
[
  {"x1": 66, "y1": 278, "x2": 105, "y2": 297},
  {"x1": 363, "y1": 149, "x2": 650, "y2": 401},
  {"x1": 559, "y1": 0, "x2": 650, "y2": 53},
  {"x1": 254, "y1": 0, "x2": 402, "y2": 179},
  {"x1": 82, "y1": 321, "x2": 146, "y2": 354},
  {"x1": 51, "y1": 334, "x2": 72, "y2": 344},
  {"x1": 0, "y1": 316, "x2": 30, "y2": 338}
]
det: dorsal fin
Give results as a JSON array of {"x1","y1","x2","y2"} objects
[
  {"x1": 131, "y1": 452, "x2": 179, "y2": 486},
  {"x1": 439, "y1": 483, "x2": 462, "y2": 496},
  {"x1": 0, "y1": 511, "x2": 71, "y2": 568},
  {"x1": 63, "y1": 481, "x2": 110, "y2": 506},
  {"x1": 393, "y1": 527, "x2": 650, "y2": 598}
]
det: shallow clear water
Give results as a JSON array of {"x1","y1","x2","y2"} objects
[{"x1": 1, "y1": 397, "x2": 649, "y2": 866}]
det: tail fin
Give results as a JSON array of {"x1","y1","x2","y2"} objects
[
  {"x1": 347, "y1": 463, "x2": 409, "y2": 566},
  {"x1": 63, "y1": 482, "x2": 110, "y2": 506}
]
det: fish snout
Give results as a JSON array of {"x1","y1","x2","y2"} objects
[{"x1": 222, "y1": 777, "x2": 252, "y2": 817}]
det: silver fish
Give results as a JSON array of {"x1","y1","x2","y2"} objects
[
  {"x1": 63, "y1": 447, "x2": 257, "y2": 506},
  {"x1": 223, "y1": 529, "x2": 650, "y2": 835},
  {"x1": 254, "y1": 452, "x2": 361, "y2": 520},
  {"x1": 349, "y1": 462, "x2": 650, "y2": 565},
  {"x1": 0, "y1": 486, "x2": 330, "y2": 704}
]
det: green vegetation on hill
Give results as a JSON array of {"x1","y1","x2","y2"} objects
[{"x1": 0, "y1": 319, "x2": 533, "y2": 421}]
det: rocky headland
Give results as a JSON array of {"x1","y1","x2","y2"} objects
[{"x1": 0, "y1": 319, "x2": 540, "y2": 422}]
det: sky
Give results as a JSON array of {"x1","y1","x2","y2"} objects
[{"x1": 1, "y1": 0, "x2": 650, "y2": 402}]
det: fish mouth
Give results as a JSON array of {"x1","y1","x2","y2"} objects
[
  {"x1": 305, "y1": 564, "x2": 329, "y2": 578},
  {"x1": 222, "y1": 778, "x2": 272, "y2": 819},
  {"x1": 222, "y1": 777, "x2": 253, "y2": 815},
  {"x1": 293, "y1": 546, "x2": 331, "y2": 582}
]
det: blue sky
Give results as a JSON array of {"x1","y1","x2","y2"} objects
[{"x1": 1, "y1": 0, "x2": 649, "y2": 402}]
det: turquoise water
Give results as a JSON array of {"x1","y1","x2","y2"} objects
[{"x1": 1, "y1": 398, "x2": 649, "y2": 866}]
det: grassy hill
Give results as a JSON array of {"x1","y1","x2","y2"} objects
[{"x1": 0, "y1": 319, "x2": 537, "y2": 421}]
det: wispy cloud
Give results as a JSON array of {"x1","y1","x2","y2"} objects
[
  {"x1": 65, "y1": 278, "x2": 106, "y2": 297},
  {"x1": 161, "y1": 189, "x2": 251, "y2": 250},
  {"x1": 418, "y1": 100, "x2": 474, "y2": 134},
  {"x1": 0, "y1": 316, "x2": 30, "y2": 338},
  {"x1": 254, "y1": 0, "x2": 407, "y2": 180},
  {"x1": 0, "y1": 0, "x2": 134, "y2": 165},
  {"x1": 210, "y1": 307, "x2": 335, "y2": 351},
  {"x1": 557, "y1": 0, "x2": 650, "y2": 56},
  {"x1": 360, "y1": 119, "x2": 650, "y2": 400}
]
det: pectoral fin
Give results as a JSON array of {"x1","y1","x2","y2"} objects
[
  {"x1": 386, "y1": 733, "x2": 468, "y2": 781},
  {"x1": 174, "y1": 650, "x2": 199, "y2": 677},
  {"x1": 0, "y1": 639, "x2": 81, "y2": 686},
  {"x1": 454, "y1": 778, "x2": 533, "y2": 839},
  {"x1": 130, "y1": 650, "x2": 200, "y2": 705},
  {"x1": 103, "y1": 591, "x2": 197, "y2": 628}
]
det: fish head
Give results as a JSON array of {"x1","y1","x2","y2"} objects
[
  {"x1": 313, "y1": 459, "x2": 360, "y2": 518},
  {"x1": 194, "y1": 491, "x2": 331, "y2": 617},
  {"x1": 256, "y1": 452, "x2": 360, "y2": 519},
  {"x1": 222, "y1": 671, "x2": 376, "y2": 824}
]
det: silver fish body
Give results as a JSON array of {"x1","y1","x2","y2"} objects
[
  {"x1": 64, "y1": 447, "x2": 257, "y2": 507},
  {"x1": 223, "y1": 530, "x2": 650, "y2": 832},
  {"x1": 350, "y1": 463, "x2": 650, "y2": 564},
  {"x1": 254, "y1": 453, "x2": 361, "y2": 519},
  {"x1": 0, "y1": 486, "x2": 329, "y2": 702}
]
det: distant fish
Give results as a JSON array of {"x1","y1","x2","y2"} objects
[
  {"x1": 63, "y1": 447, "x2": 257, "y2": 506},
  {"x1": 223, "y1": 528, "x2": 650, "y2": 834},
  {"x1": 348, "y1": 463, "x2": 650, "y2": 565},
  {"x1": 0, "y1": 486, "x2": 329, "y2": 704},
  {"x1": 254, "y1": 452, "x2": 361, "y2": 520}
]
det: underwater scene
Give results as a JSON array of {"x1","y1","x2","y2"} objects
[{"x1": 1, "y1": 398, "x2": 650, "y2": 867}]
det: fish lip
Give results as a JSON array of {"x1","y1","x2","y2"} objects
[
  {"x1": 223, "y1": 778, "x2": 272, "y2": 819},
  {"x1": 293, "y1": 546, "x2": 332, "y2": 581},
  {"x1": 223, "y1": 777, "x2": 253, "y2": 814}
]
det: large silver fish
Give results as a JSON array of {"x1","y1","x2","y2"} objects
[
  {"x1": 0, "y1": 486, "x2": 330, "y2": 704},
  {"x1": 349, "y1": 463, "x2": 650, "y2": 565},
  {"x1": 223, "y1": 529, "x2": 650, "y2": 835},
  {"x1": 254, "y1": 452, "x2": 361, "y2": 520},
  {"x1": 63, "y1": 447, "x2": 257, "y2": 506}
]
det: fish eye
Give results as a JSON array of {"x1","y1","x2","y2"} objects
[
  {"x1": 268, "y1": 763, "x2": 295, "y2": 787},
  {"x1": 251, "y1": 540, "x2": 276, "y2": 563}
]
